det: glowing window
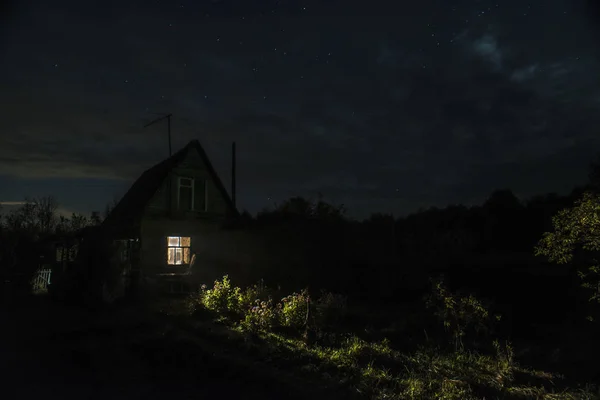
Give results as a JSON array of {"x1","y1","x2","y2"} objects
[{"x1": 167, "y1": 236, "x2": 191, "y2": 265}]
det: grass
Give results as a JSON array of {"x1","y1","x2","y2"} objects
[
  {"x1": 240, "y1": 327, "x2": 597, "y2": 399},
  {"x1": 161, "y1": 276, "x2": 600, "y2": 400},
  {"x1": 9, "y1": 280, "x2": 596, "y2": 400}
]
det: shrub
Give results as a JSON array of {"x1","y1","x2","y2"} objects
[
  {"x1": 186, "y1": 286, "x2": 203, "y2": 315},
  {"x1": 425, "y1": 277, "x2": 500, "y2": 351},
  {"x1": 237, "y1": 279, "x2": 271, "y2": 315},
  {"x1": 200, "y1": 275, "x2": 242, "y2": 315},
  {"x1": 280, "y1": 288, "x2": 310, "y2": 329},
  {"x1": 492, "y1": 339, "x2": 515, "y2": 381},
  {"x1": 535, "y1": 191, "x2": 600, "y2": 309},
  {"x1": 242, "y1": 298, "x2": 281, "y2": 332},
  {"x1": 315, "y1": 290, "x2": 348, "y2": 329}
]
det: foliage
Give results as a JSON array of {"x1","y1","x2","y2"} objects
[
  {"x1": 492, "y1": 339, "x2": 515, "y2": 382},
  {"x1": 535, "y1": 191, "x2": 600, "y2": 306},
  {"x1": 178, "y1": 272, "x2": 599, "y2": 400},
  {"x1": 315, "y1": 290, "x2": 348, "y2": 329},
  {"x1": 198, "y1": 275, "x2": 242, "y2": 315},
  {"x1": 280, "y1": 289, "x2": 310, "y2": 329},
  {"x1": 256, "y1": 194, "x2": 347, "y2": 223},
  {"x1": 243, "y1": 298, "x2": 281, "y2": 332},
  {"x1": 425, "y1": 277, "x2": 500, "y2": 351},
  {"x1": 191, "y1": 279, "x2": 348, "y2": 335},
  {"x1": 236, "y1": 279, "x2": 271, "y2": 314}
]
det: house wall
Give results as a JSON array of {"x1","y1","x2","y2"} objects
[
  {"x1": 139, "y1": 218, "x2": 329, "y2": 290},
  {"x1": 139, "y1": 215, "x2": 388, "y2": 299},
  {"x1": 140, "y1": 218, "x2": 221, "y2": 276},
  {"x1": 145, "y1": 148, "x2": 232, "y2": 217}
]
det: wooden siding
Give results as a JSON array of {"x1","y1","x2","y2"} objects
[{"x1": 144, "y1": 148, "x2": 231, "y2": 218}]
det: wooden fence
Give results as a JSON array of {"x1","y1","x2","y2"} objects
[{"x1": 31, "y1": 267, "x2": 52, "y2": 294}]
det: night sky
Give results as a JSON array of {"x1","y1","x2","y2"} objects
[{"x1": 1, "y1": 0, "x2": 600, "y2": 219}]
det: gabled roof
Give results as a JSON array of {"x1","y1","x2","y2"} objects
[{"x1": 103, "y1": 140, "x2": 238, "y2": 232}]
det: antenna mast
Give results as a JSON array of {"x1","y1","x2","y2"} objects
[{"x1": 144, "y1": 113, "x2": 173, "y2": 156}]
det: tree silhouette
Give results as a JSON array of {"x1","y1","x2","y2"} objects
[
  {"x1": 535, "y1": 192, "x2": 600, "y2": 311},
  {"x1": 34, "y1": 196, "x2": 59, "y2": 235},
  {"x1": 534, "y1": 155, "x2": 600, "y2": 316},
  {"x1": 481, "y1": 189, "x2": 524, "y2": 252}
]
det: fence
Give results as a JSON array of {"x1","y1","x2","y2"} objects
[{"x1": 31, "y1": 268, "x2": 52, "y2": 294}]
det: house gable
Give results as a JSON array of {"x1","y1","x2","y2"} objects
[
  {"x1": 146, "y1": 146, "x2": 232, "y2": 217},
  {"x1": 103, "y1": 140, "x2": 238, "y2": 237}
]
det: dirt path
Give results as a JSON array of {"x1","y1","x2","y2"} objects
[{"x1": 0, "y1": 295, "x2": 325, "y2": 400}]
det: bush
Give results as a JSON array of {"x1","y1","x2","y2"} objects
[
  {"x1": 243, "y1": 298, "x2": 281, "y2": 332},
  {"x1": 237, "y1": 279, "x2": 271, "y2": 315},
  {"x1": 280, "y1": 289, "x2": 310, "y2": 329},
  {"x1": 492, "y1": 339, "x2": 515, "y2": 381},
  {"x1": 200, "y1": 275, "x2": 242, "y2": 315},
  {"x1": 315, "y1": 290, "x2": 348, "y2": 329},
  {"x1": 425, "y1": 277, "x2": 500, "y2": 351}
]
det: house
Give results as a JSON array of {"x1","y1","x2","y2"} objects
[{"x1": 101, "y1": 139, "x2": 239, "y2": 296}]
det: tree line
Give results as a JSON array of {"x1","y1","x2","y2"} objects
[{"x1": 2, "y1": 157, "x2": 599, "y2": 328}]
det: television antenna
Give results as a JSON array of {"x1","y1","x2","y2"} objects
[{"x1": 144, "y1": 113, "x2": 173, "y2": 157}]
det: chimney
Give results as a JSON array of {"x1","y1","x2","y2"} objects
[{"x1": 231, "y1": 141, "x2": 236, "y2": 208}]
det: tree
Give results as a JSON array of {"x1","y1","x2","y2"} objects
[
  {"x1": 534, "y1": 192, "x2": 600, "y2": 308},
  {"x1": 19, "y1": 199, "x2": 38, "y2": 235},
  {"x1": 33, "y1": 196, "x2": 58, "y2": 235},
  {"x1": 278, "y1": 196, "x2": 313, "y2": 217},
  {"x1": 481, "y1": 189, "x2": 524, "y2": 252},
  {"x1": 90, "y1": 211, "x2": 102, "y2": 226},
  {"x1": 4, "y1": 200, "x2": 38, "y2": 237},
  {"x1": 55, "y1": 215, "x2": 70, "y2": 235},
  {"x1": 256, "y1": 195, "x2": 346, "y2": 223},
  {"x1": 535, "y1": 155, "x2": 600, "y2": 314},
  {"x1": 69, "y1": 213, "x2": 90, "y2": 232}
]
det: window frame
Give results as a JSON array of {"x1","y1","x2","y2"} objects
[
  {"x1": 177, "y1": 176, "x2": 195, "y2": 211},
  {"x1": 166, "y1": 236, "x2": 191, "y2": 266}
]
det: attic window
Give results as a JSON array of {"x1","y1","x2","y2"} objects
[
  {"x1": 177, "y1": 176, "x2": 207, "y2": 212},
  {"x1": 178, "y1": 177, "x2": 194, "y2": 211},
  {"x1": 167, "y1": 236, "x2": 191, "y2": 265}
]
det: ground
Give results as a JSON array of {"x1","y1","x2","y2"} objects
[
  {"x1": 0, "y1": 294, "x2": 342, "y2": 400},
  {"x1": 2, "y1": 291, "x2": 598, "y2": 400}
]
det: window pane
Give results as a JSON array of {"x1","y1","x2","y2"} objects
[
  {"x1": 181, "y1": 237, "x2": 191, "y2": 247},
  {"x1": 180, "y1": 178, "x2": 193, "y2": 187},
  {"x1": 167, "y1": 236, "x2": 180, "y2": 246},
  {"x1": 194, "y1": 179, "x2": 206, "y2": 211},
  {"x1": 175, "y1": 248, "x2": 183, "y2": 265},
  {"x1": 183, "y1": 247, "x2": 190, "y2": 264},
  {"x1": 167, "y1": 248, "x2": 175, "y2": 265},
  {"x1": 179, "y1": 186, "x2": 193, "y2": 211}
]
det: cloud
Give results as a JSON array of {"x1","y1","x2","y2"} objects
[
  {"x1": 510, "y1": 64, "x2": 539, "y2": 82},
  {"x1": 3, "y1": 2, "x2": 600, "y2": 220},
  {"x1": 472, "y1": 34, "x2": 504, "y2": 70}
]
